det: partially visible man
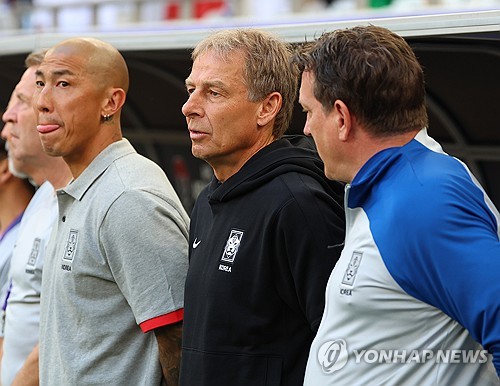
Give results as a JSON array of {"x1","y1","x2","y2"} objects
[
  {"x1": 0, "y1": 49, "x2": 72, "y2": 386},
  {"x1": 0, "y1": 135, "x2": 35, "y2": 314},
  {"x1": 294, "y1": 25, "x2": 500, "y2": 384},
  {"x1": 0, "y1": 136, "x2": 35, "y2": 364},
  {"x1": 180, "y1": 29, "x2": 345, "y2": 386},
  {"x1": 35, "y1": 37, "x2": 189, "y2": 385}
]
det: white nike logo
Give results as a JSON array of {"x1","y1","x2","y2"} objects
[{"x1": 193, "y1": 238, "x2": 201, "y2": 249}]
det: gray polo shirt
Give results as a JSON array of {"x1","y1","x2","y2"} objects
[{"x1": 40, "y1": 139, "x2": 189, "y2": 385}]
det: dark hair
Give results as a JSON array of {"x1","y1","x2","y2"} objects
[
  {"x1": 0, "y1": 138, "x2": 6, "y2": 160},
  {"x1": 293, "y1": 25, "x2": 428, "y2": 136}
]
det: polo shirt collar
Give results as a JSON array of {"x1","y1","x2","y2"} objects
[{"x1": 60, "y1": 138, "x2": 135, "y2": 201}]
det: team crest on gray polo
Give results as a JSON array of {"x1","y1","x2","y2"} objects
[
  {"x1": 63, "y1": 229, "x2": 79, "y2": 262},
  {"x1": 221, "y1": 229, "x2": 243, "y2": 264}
]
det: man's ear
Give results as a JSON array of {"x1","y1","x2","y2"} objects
[
  {"x1": 334, "y1": 100, "x2": 352, "y2": 142},
  {"x1": 101, "y1": 87, "x2": 127, "y2": 118},
  {"x1": 257, "y1": 92, "x2": 282, "y2": 127}
]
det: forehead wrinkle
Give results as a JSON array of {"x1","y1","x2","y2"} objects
[
  {"x1": 205, "y1": 80, "x2": 226, "y2": 88},
  {"x1": 53, "y1": 68, "x2": 77, "y2": 76},
  {"x1": 49, "y1": 69, "x2": 77, "y2": 79}
]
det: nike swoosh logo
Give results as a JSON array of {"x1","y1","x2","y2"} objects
[{"x1": 193, "y1": 238, "x2": 201, "y2": 249}]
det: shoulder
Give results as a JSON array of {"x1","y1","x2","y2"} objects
[
  {"x1": 19, "y1": 182, "x2": 57, "y2": 230},
  {"x1": 104, "y1": 152, "x2": 183, "y2": 205},
  {"x1": 359, "y1": 145, "x2": 496, "y2": 259},
  {"x1": 112, "y1": 152, "x2": 168, "y2": 185},
  {"x1": 277, "y1": 171, "x2": 343, "y2": 210},
  {"x1": 405, "y1": 152, "x2": 488, "y2": 221},
  {"x1": 370, "y1": 145, "x2": 479, "y2": 219},
  {"x1": 270, "y1": 172, "x2": 345, "y2": 240},
  {"x1": 28, "y1": 182, "x2": 56, "y2": 209}
]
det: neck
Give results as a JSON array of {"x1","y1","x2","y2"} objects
[
  {"x1": 347, "y1": 129, "x2": 419, "y2": 183},
  {"x1": 31, "y1": 157, "x2": 73, "y2": 190},
  {"x1": 212, "y1": 134, "x2": 275, "y2": 183},
  {"x1": 67, "y1": 132, "x2": 122, "y2": 180},
  {"x1": 48, "y1": 159, "x2": 73, "y2": 190}
]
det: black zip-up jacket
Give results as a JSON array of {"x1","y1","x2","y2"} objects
[{"x1": 180, "y1": 136, "x2": 346, "y2": 386}]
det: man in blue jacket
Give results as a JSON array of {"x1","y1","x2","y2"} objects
[{"x1": 295, "y1": 25, "x2": 499, "y2": 385}]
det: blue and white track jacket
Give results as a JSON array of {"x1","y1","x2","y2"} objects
[{"x1": 304, "y1": 129, "x2": 500, "y2": 385}]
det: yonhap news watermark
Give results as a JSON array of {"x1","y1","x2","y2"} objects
[{"x1": 318, "y1": 339, "x2": 489, "y2": 374}]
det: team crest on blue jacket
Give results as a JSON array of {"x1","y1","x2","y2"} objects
[
  {"x1": 221, "y1": 229, "x2": 243, "y2": 264},
  {"x1": 342, "y1": 251, "x2": 363, "y2": 286}
]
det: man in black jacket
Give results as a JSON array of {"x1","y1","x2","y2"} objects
[{"x1": 180, "y1": 28, "x2": 345, "y2": 386}]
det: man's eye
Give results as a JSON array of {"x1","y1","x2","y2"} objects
[{"x1": 210, "y1": 90, "x2": 220, "y2": 97}]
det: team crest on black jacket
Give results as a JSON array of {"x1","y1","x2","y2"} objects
[{"x1": 219, "y1": 229, "x2": 244, "y2": 272}]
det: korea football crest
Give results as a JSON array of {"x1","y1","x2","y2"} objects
[
  {"x1": 221, "y1": 229, "x2": 244, "y2": 264},
  {"x1": 63, "y1": 229, "x2": 79, "y2": 262},
  {"x1": 25, "y1": 238, "x2": 42, "y2": 274},
  {"x1": 342, "y1": 251, "x2": 363, "y2": 286},
  {"x1": 339, "y1": 251, "x2": 363, "y2": 296}
]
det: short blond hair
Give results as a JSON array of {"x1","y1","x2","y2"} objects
[{"x1": 25, "y1": 48, "x2": 48, "y2": 68}]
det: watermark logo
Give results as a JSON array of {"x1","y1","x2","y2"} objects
[
  {"x1": 317, "y1": 339, "x2": 348, "y2": 374},
  {"x1": 352, "y1": 349, "x2": 489, "y2": 365},
  {"x1": 317, "y1": 338, "x2": 489, "y2": 374}
]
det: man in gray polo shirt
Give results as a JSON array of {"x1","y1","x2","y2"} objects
[{"x1": 34, "y1": 38, "x2": 189, "y2": 385}]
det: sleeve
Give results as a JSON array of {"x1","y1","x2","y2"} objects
[
  {"x1": 139, "y1": 309, "x2": 184, "y2": 332},
  {"x1": 100, "y1": 189, "x2": 189, "y2": 329},
  {"x1": 272, "y1": 174, "x2": 345, "y2": 331},
  {"x1": 380, "y1": 173, "x2": 500, "y2": 376}
]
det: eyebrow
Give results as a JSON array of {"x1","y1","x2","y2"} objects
[
  {"x1": 185, "y1": 79, "x2": 226, "y2": 90},
  {"x1": 16, "y1": 91, "x2": 29, "y2": 102},
  {"x1": 35, "y1": 68, "x2": 76, "y2": 78}
]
